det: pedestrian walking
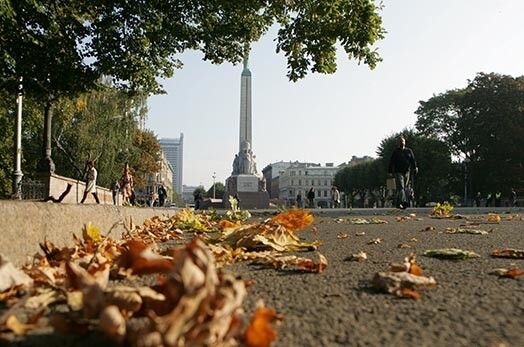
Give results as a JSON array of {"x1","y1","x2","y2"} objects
[
  {"x1": 388, "y1": 135, "x2": 418, "y2": 209},
  {"x1": 331, "y1": 186, "x2": 340, "y2": 208},
  {"x1": 81, "y1": 160, "x2": 100, "y2": 204},
  {"x1": 296, "y1": 192, "x2": 302, "y2": 208},
  {"x1": 110, "y1": 180, "x2": 120, "y2": 205},
  {"x1": 307, "y1": 187, "x2": 315, "y2": 208},
  {"x1": 474, "y1": 192, "x2": 482, "y2": 207},
  {"x1": 120, "y1": 165, "x2": 134, "y2": 204},
  {"x1": 485, "y1": 192, "x2": 492, "y2": 207},
  {"x1": 510, "y1": 188, "x2": 517, "y2": 207},
  {"x1": 495, "y1": 191, "x2": 502, "y2": 207},
  {"x1": 158, "y1": 185, "x2": 167, "y2": 207}
]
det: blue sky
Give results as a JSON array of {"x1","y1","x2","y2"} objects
[{"x1": 147, "y1": 0, "x2": 524, "y2": 189}]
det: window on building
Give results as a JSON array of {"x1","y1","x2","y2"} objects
[
  {"x1": 291, "y1": 179, "x2": 294, "y2": 186},
  {"x1": 291, "y1": 171, "x2": 296, "y2": 176},
  {"x1": 324, "y1": 190, "x2": 327, "y2": 197},
  {"x1": 298, "y1": 179, "x2": 301, "y2": 185},
  {"x1": 324, "y1": 179, "x2": 328, "y2": 186},
  {"x1": 305, "y1": 171, "x2": 308, "y2": 176}
]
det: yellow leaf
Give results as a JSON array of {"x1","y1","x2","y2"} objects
[
  {"x1": 82, "y1": 223, "x2": 102, "y2": 242},
  {"x1": 487, "y1": 215, "x2": 501, "y2": 222}
]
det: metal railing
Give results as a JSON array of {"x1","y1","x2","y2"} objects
[{"x1": 21, "y1": 181, "x2": 46, "y2": 200}]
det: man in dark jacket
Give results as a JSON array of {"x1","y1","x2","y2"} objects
[{"x1": 388, "y1": 135, "x2": 418, "y2": 209}]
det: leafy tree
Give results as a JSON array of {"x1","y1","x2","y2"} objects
[
  {"x1": 51, "y1": 85, "x2": 150, "y2": 187},
  {"x1": 415, "y1": 73, "x2": 524, "y2": 198},
  {"x1": 193, "y1": 186, "x2": 206, "y2": 199},
  {"x1": 1, "y1": 0, "x2": 385, "y2": 193},
  {"x1": 206, "y1": 182, "x2": 225, "y2": 199},
  {"x1": 2, "y1": 0, "x2": 385, "y2": 94},
  {"x1": 334, "y1": 159, "x2": 384, "y2": 208},
  {"x1": 129, "y1": 129, "x2": 161, "y2": 189}
]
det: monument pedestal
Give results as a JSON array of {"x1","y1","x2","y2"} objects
[{"x1": 225, "y1": 174, "x2": 269, "y2": 209}]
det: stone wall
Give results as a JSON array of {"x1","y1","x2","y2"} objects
[
  {"x1": 47, "y1": 173, "x2": 114, "y2": 204},
  {"x1": 0, "y1": 200, "x2": 177, "y2": 267}
]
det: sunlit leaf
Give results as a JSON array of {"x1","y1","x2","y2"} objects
[
  {"x1": 270, "y1": 209, "x2": 314, "y2": 231},
  {"x1": 99, "y1": 305, "x2": 126, "y2": 344},
  {"x1": 244, "y1": 302, "x2": 282, "y2": 347},
  {"x1": 117, "y1": 240, "x2": 174, "y2": 275},
  {"x1": 82, "y1": 223, "x2": 103, "y2": 243},
  {"x1": 0, "y1": 255, "x2": 33, "y2": 292},
  {"x1": 487, "y1": 215, "x2": 501, "y2": 222},
  {"x1": 491, "y1": 249, "x2": 524, "y2": 259},
  {"x1": 367, "y1": 238, "x2": 384, "y2": 245},
  {"x1": 423, "y1": 248, "x2": 480, "y2": 260}
]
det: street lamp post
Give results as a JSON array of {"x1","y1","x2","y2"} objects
[
  {"x1": 212, "y1": 172, "x2": 216, "y2": 199},
  {"x1": 12, "y1": 77, "x2": 24, "y2": 199}
]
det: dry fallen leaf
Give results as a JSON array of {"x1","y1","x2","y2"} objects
[
  {"x1": 337, "y1": 233, "x2": 350, "y2": 239},
  {"x1": 490, "y1": 268, "x2": 524, "y2": 278},
  {"x1": 0, "y1": 255, "x2": 33, "y2": 292},
  {"x1": 345, "y1": 251, "x2": 367, "y2": 262},
  {"x1": 4, "y1": 315, "x2": 37, "y2": 335},
  {"x1": 244, "y1": 301, "x2": 283, "y2": 347},
  {"x1": 487, "y1": 215, "x2": 501, "y2": 222},
  {"x1": 367, "y1": 238, "x2": 384, "y2": 245},
  {"x1": 99, "y1": 305, "x2": 126, "y2": 344},
  {"x1": 270, "y1": 209, "x2": 314, "y2": 231},
  {"x1": 117, "y1": 240, "x2": 174, "y2": 275},
  {"x1": 491, "y1": 249, "x2": 524, "y2": 259}
]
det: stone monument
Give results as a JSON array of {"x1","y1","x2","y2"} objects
[{"x1": 224, "y1": 55, "x2": 269, "y2": 209}]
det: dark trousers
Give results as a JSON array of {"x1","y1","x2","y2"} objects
[
  {"x1": 81, "y1": 191, "x2": 100, "y2": 204},
  {"x1": 394, "y1": 171, "x2": 410, "y2": 207}
]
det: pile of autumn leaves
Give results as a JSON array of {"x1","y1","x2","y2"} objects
[{"x1": 0, "y1": 208, "x2": 325, "y2": 346}]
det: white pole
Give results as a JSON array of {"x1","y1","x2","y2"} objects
[
  {"x1": 212, "y1": 172, "x2": 216, "y2": 199},
  {"x1": 12, "y1": 77, "x2": 24, "y2": 199}
]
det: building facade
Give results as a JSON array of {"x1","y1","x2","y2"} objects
[
  {"x1": 135, "y1": 149, "x2": 174, "y2": 206},
  {"x1": 262, "y1": 161, "x2": 294, "y2": 199},
  {"x1": 159, "y1": 134, "x2": 184, "y2": 196},
  {"x1": 277, "y1": 162, "x2": 340, "y2": 208}
]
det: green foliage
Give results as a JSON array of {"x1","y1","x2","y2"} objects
[
  {"x1": 334, "y1": 159, "x2": 385, "y2": 207},
  {"x1": 225, "y1": 195, "x2": 251, "y2": 222},
  {"x1": 415, "y1": 73, "x2": 524, "y2": 196},
  {"x1": 206, "y1": 182, "x2": 225, "y2": 199},
  {"x1": 51, "y1": 86, "x2": 157, "y2": 188},
  {"x1": 0, "y1": 89, "x2": 43, "y2": 198},
  {"x1": 1, "y1": 0, "x2": 385, "y2": 100}
]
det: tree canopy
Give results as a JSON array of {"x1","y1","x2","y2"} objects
[
  {"x1": 1, "y1": 0, "x2": 385, "y2": 99},
  {"x1": 415, "y1": 73, "x2": 524, "y2": 197}
]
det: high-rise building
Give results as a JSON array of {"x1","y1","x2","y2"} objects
[{"x1": 159, "y1": 134, "x2": 184, "y2": 196}]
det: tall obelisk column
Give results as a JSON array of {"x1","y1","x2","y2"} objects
[
  {"x1": 224, "y1": 53, "x2": 269, "y2": 209},
  {"x1": 239, "y1": 58, "x2": 252, "y2": 152}
]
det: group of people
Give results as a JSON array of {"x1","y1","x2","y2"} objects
[
  {"x1": 475, "y1": 189, "x2": 518, "y2": 207},
  {"x1": 80, "y1": 161, "x2": 135, "y2": 205},
  {"x1": 295, "y1": 186, "x2": 341, "y2": 209},
  {"x1": 80, "y1": 161, "x2": 167, "y2": 206}
]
